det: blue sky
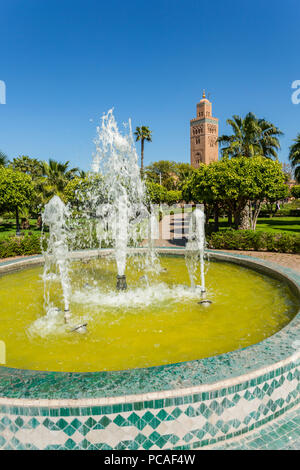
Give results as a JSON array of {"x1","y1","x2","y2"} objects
[{"x1": 0, "y1": 0, "x2": 299, "y2": 171}]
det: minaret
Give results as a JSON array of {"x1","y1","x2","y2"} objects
[{"x1": 190, "y1": 91, "x2": 218, "y2": 167}]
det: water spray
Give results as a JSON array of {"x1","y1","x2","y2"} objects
[{"x1": 185, "y1": 206, "x2": 212, "y2": 306}]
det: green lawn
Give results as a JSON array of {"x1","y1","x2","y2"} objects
[
  {"x1": 255, "y1": 217, "x2": 300, "y2": 234},
  {"x1": 209, "y1": 217, "x2": 300, "y2": 236},
  {"x1": 0, "y1": 218, "x2": 41, "y2": 240}
]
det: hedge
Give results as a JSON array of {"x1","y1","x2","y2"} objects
[
  {"x1": 207, "y1": 229, "x2": 300, "y2": 254},
  {"x1": 259, "y1": 208, "x2": 300, "y2": 217},
  {"x1": 0, "y1": 234, "x2": 42, "y2": 259},
  {"x1": 0, "y1": 229, "x2": 299, "y2": 259}
]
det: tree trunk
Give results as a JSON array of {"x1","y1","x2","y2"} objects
[
  {"x1": 228, "y1": 211, "x2": 232, "y2": 227},
  {"x1": 16, "y1": 206, "x2": 21, "y2": 236},
  {"x1": 238, "y1": 202, "x2": 251, "y2": 230},
  {"x1": 251, "y1": 201, "x2": 262, "y2": 230}
]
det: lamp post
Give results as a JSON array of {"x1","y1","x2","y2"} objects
[{"x1": 16, "y1": 206, "x2": 21, "y2": 237}]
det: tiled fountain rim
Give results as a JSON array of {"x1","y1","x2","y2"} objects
[{"x1": 0, "y1": 248, "x2": 299, "y2": 405}]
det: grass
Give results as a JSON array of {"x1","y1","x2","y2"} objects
[
  {"x1": 0, "y1": 218, "x2": 41, "y2": 240},
  {"x1": 255, "y1": 217, "x2": 300, "y2": 234},
  {"x1": 209, "y1": 217, "x2": 300, "y2": 236}
]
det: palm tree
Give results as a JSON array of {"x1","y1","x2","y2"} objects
[
  {"x1": 40, "y1": 159, "x2": 79, "y2": 201},
  {"x1": 78, "y1": 169, "x2": 87, "y2": 179},
  {"x1": 218, "y1": 112, "x2": 282, "y2": 159},
  {"x1": 289, "y1": 133, "x2": 300, "y2": 182},
  {"x1": 0, "y1": 151, "x2": 8, "y2": 166},
  {"x1": 134, "y1": 126, "x2": 152, "y2": 176}
]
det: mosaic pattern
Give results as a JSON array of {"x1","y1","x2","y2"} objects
[
  {"x1": 213, "y1": 404, "x2": 300, "y2": 450},
  {"x1": 0, "y1": 250, "x2": 299, "y2": 449},
  {"x1": 0, "y1": 360, "x2": 299, "y2": 449}
]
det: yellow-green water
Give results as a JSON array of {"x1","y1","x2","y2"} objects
[{"x1": 0, "y1": 256, "x2": 298, "y2": 372}]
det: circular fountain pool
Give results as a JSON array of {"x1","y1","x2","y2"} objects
[{"x1": 0, "y1": 254, "x2": 298, "y2": 373}]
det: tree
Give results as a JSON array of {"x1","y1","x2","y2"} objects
[
  {"x1": 145, "y1": 160, "x2": 177, "y2": 190},
  {"x1": 165, "y1": 190, "x2": 183, "y2": 206},
  {"x1": 134, "y1": 126, "x2": 152, "y2": 176},
  {"x1": 40, "y1": 159, "x2": 79, "y2": 202},
  {"x1": 0, "y1": 151, "x2": 8, "y2": 167},
  {"x1": 145, "y1": 181, "x2": 168, "y2": 205},
  {"x1": 0, "y1": 168, "x2": 35, "y2": 235},
  {"x1": 291, "y1": 185, "x2": 300, "y2": 199},
  {"x1": 182, "y1": 164, "x2": 222, "y2": 230},
  {"x1": 65, "y1": 173, "x2": 107, "y2": 211},
  {"x1": 10, "y1": 156, "x2": 45, "y2": 216},
  {"x1": 146, "y1": 181, "x2": 182, "y2": 210},
  {"x1": 183, "y1": 157, "x2": 288, "y2": 230},
  {"x1": 174, "y1": 163, "x2": 195, "y2": 190},
  {"x1": 10, "y1": 155, "x2": 43, "y2": 178},
  {"x1": 145, "y1": 161, "x2": 195, "y2": 191},
  {"x1": 289, "y1": 133, "x2": 300, "y2": 182},
  {"x1": 218, "y1": 112, "x2": 283, "y2": 159},
  {"x1": 282, "y1": 162, "x2": 294, "y2": 184}
]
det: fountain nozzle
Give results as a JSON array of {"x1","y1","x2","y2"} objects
[
  {"x1": 64, "y1": 309, "x2": 71, "y2": 323},
  {"x1": 198, "y1": 289, "x2": 212, "y2": 306},
  {"x1": 116, "y1": 275, "x2": 127, "y2": 291},
  {"x1": 198, "y1": 299, "x2": 212, "y2": 306},
  {"x1": 70, "y1": 323, "x2": 88, "y2": 334}
]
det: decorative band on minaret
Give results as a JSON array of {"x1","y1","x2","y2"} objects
[{"x1": 190, "y1": 92, "x2": 219, "y2": 167}]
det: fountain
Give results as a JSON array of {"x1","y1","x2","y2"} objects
[
  {"x1": 0, "y1": 110, "x2": 299, "y2": 450},
  {"x1": 185, "y1": 206, "x2": 212, "y2": 305},
  {"x1": 42, "y1": 195, "x2": 71, "y2": 323},
  {"x1": 40, "y1": 110, "x2": 162, "y2": 330},
  {"x1": 91, "y1": 109, "x2": 157, "y2": 289}
]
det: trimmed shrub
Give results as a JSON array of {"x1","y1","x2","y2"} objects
[
  {"x1": 0, "y1": 234, "x2": 42, "y2": 259},
  {"x1": 207, "y1": 229, "x2": 300, "y2": 254}
]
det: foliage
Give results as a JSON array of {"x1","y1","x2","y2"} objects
[
  {"x1": 291, "y1": 185, "x2": 300, "y2": 199},
  {"x1": 145, "y1": 181, "x2": 168, "y2": 204},
  {"x1": 165, "y1": 190, "x2": 182, "y2": 205},
  {"x1": 145, "y1": 160, "x2": 177, "y2": 190},
  {"x1": 289, "y1": 133, "x2": 300, "y2": 182},
  {"x1": 9, "y1": 155, "x2": 45, "y2": 215},
  {"x1": 0, "y1": 167, "x2": 35, "y2": 213},
  {"x1": 134, "y1": 126, "x2": 152, "y2": 174},
  {"x1": 145, "y1": 181, "x2": 182, "y2": 206},
  {"x1": 65, "y1": 174, "x2": 106, "y2": 210},
  {"x1": 0, "y1": 151, "x2": 9, "y2": 167},
  {"x1": 9, "y1": 155, "x2": 43, "y2": 178},
  {"x1": 218, "y1": 112, "x2": 282, "y2": 159},
  {"x1": 183, "y1": 157, "x2": 288, "y2": 229},
  {"x1": 145, "y1": 160, "x2": 194, "y2": 191},
  {"x1": 282, "y1": 162, "x2": 294, "y2": 184},
  {"x1": 0, "y1": 233, "x2": 42, "y2": 258},
  {"x1": 39, "y1": 159, "x2": 79, "y2": 203},
  {"x1": 207, "y1": 229, "x2": 300, "y2": 254},
  {"x1": 172, "y1": 163, "x2": 195, "y2": 190}
]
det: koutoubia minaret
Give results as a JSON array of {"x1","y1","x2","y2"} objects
[{"x1": 190, "y1": 91, "x2": 219, "y2": 167}]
